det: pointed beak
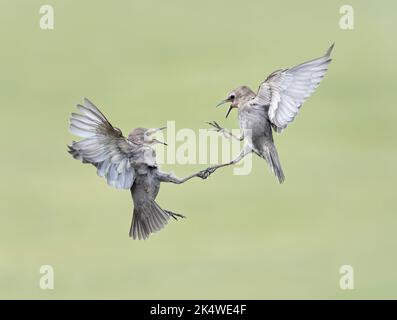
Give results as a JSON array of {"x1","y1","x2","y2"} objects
[
  {"x1": 225, "y1": 105, "x2": 234, "y2": 118},
  {"x1": 216, "y1": 99, "x2": 229, "y2": 108},
  {"x1": 147, "y1": 126, "x2": 167, "y2": 135},
  {"x1": 216, "y1": 98, "x2": 234, "y2": 118},
  {"x1": 154, "y1": 139, "x2": 167, "y2": 146},
  {"x1": 146, "y1": 127, "x2": 167, "y2": 146},
  {"x1": 158, "y1": 126, "x2": 167, "y2": 131}
]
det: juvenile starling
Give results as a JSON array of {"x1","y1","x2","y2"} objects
[
  {"x1": 204, "y1": 44, "x2": 334, "y2": 182},
  {"x1": 68, "y1": 98, "x2": 206, "y2": 240}
]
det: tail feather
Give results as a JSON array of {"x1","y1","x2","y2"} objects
[
  {"x1": 258, "y1": 143, "x2": 285, "y2": 183},
  {"x1": 130, "y1": 200, "x2": 183, "y2": 240}
]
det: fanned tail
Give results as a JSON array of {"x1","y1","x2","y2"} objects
[{"x1": 129, "y1": 198, "x2": 185, "y2": 240}]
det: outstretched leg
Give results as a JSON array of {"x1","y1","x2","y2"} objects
[
  {"x1": 157, "y1": 169, "x2": 209, "y2": 184},
  {"x1": 200, "y1": 145, "x2": 252, "y2": 178},
  {"x1": 164, "y1": 210, "x2": 186, "y2": 220},
  {"x1": 207, "y1": 121, "x2": 244, "y2": 141}
]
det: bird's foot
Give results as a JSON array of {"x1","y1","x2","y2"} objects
[
  {"x1": 197, "y1": 167, "x2": 217, "y2": 179},
  {"x1": 165, "y1": 210, "x2": 186, "y2": 220},
  {"x1": 207, "y1": 121, "x2": 224, "y2": 133}
]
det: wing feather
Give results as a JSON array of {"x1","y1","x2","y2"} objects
[
  {"x1": 253, "y1": 44, "x2": 334, "y2": 132},
  {"x1": 68, "y1": 98, "x2": 136, "y2": 189}
]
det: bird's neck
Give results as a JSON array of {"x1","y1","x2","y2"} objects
[{"x1": 237, "y1": 92, "x2": 256, "y2": 107}]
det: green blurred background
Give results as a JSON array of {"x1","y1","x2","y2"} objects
[{"x1": 1, "y1": 0, "x2": 396, "y2": 299}]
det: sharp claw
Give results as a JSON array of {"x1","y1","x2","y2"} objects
[
  {"x1": 174, "y1": 213, "x2": 186, "y2": 219},
  {"x1": 206, "y1": 121, "x2": 223, "y2": 132},
  {"x1": 198, "y1": 169, "x2": 211, "y2": 179},
  {"x1": 197, "y1": 167, "x2": 217, "y2": 179},
  {"x1": 167, "y1": 211, "x2": 186, "y2": 220}
]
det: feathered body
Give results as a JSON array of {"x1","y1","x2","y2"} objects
[
  {"x1": 237, "y1": 94, "x2": 285, "y2": 182},
  {"x1": 68, "y1": 99, "x2": 201, "y2": 240},
  {"x1": 211, "y1": 44, "x2": 334, "y2": 183}
]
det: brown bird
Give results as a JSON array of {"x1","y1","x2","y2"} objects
[
  {"x1": 204, "y1": 44, "x2": 334, "y2": 182},
  {"x1": 68, "y1": 98, "x2": 206, "y2": 240}
]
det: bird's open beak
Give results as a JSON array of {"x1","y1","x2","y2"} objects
[
  {"x1": 155, "y1": 126, "x2": 167, "y2": 132},
  {"x1": 216, "y1": 99, "x2": 229, "y2": 108},
  {"x1": 154, "y1": 139, "x2": 167, "y2": 146},
  {"x1": 225, "y1": 105, "x2": 234, "y2": 118},
  {"x1": 216, "y1": 98, "x2": 234, "y2": 118},
  {"x1": 147, "y1": 126, "x2": 167, "y2": 135},
  {"x1": 147, "y1": 127, "x2": 167, "y2": 146}
]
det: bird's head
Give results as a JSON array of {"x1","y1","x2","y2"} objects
[
  {"x1": 128, "y1": 127, "x2": 167, "y2": 146},
  {"x1": 216, "y1": 85, "x2": 256, "y2": 118}
]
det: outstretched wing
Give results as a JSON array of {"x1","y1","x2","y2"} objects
[
  {"x1": 253, "y1": 44, "x2": 334, "y2": 132},
  {"x1": 68, "y1": 98, "x2": 136, "y2": 189}
]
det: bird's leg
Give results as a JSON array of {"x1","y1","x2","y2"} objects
[
  {"x1": 200, "y1": 145, "x2": 252, "y2": 178},
  {"x1": 207, "y1": 121, "x2": 244, "y2": 141},
  {"x1": 164, "y1": 210, "x2": 186, "y2": 220},
  {"x1": 157, "y1": 169, "x2": 209, "y2": 184}
]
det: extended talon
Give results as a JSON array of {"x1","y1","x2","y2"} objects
[
  {"x1": 197, "y1": 167, "x2": 217, "y2": 179},
  {"x1": 165, "y1": 210, "x2": 186, "y2": 220},
  {"x1": 207, "y1": 121, "x2": 223, "y2": 132},
  {"x1": 197, "y1": 170, "x2": 209, "y2": 179}
]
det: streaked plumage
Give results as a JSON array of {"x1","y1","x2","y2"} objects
[
  {"x1": 206, "y1": 44, "x2": 334, "y2": 182},
  {"x1": 68, "y1": 98, "x2": 205, "y2": 240}
]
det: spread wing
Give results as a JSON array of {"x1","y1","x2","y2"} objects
[
  {"x1": 253, "y1": 44, "x2": 334, "y2": 132},
  {"x1": 68, "y1": 98, "x2": 136, "y2": 189}
]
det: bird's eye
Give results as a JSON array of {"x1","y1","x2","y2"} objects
[{"x1": 229, "y1": 94, "x2": 235, "y2": 100}]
